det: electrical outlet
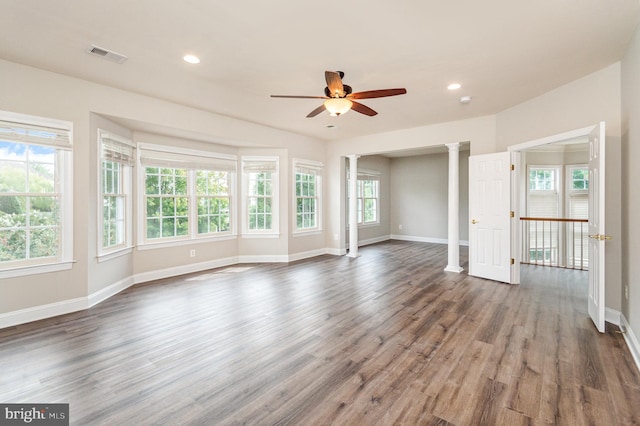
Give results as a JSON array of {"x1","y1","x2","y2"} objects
[
  {"x1": 190, "y1": 249, "x2": 196, "y2": 257},
  {"x1": 625, "y1": 285, "x2": 629, "y2": 300}
]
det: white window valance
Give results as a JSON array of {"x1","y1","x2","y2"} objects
[
  {"x1": 139, "y1": 144, "x2": 237, "y2": 172},
  {"x1": 100, "y1": 130, "x2": 135, "y2": 166},
  {"x1": 0, "y1": 119, "x2": 71, "y2": 150},
  {"x1": 294, "y1": 158, "x2": 323, "y2": 176},
  {"x1": 242, "y1": 157, "x2": 278, "y2": 173}
]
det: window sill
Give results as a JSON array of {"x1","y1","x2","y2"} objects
[
  {"x1": 292, "y1": 229, "x2": 323, "y2": 237},
  {"x1": 347, "y1": 222, "x2": 381, "y2": 229},
  {"x1": 97, "y1": 247, "x2": 133, "y2": 263},
  {"x1": 137, "y1": 234, "x2": 237, "y2": 251},
  {"x1": 241, "y1": 233, "x2": 281, "y2": 239},
  {"x1": 0, "y1": 260, "x2": 74, "y2": 279}
]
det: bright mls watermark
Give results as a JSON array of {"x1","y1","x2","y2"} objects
[{"x1": 1, "y1": 404, "x2": 68, "y2": 425}]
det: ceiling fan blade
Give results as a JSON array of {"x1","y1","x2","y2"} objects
[
  {"x1": 348, "y1": 88, "x2": 407, "y2": 100},
  {"x1": 350, "y1": 101, "x2": 377, "y2": 116},
  {"x1": 325, "y1": 71, "x2": 344, "y2": 97},
  {"x1": 306, "y1": 104, "x2": 326, "y2": 118},
  {"x1": 271, "y1": 95, "x2": 328, "y2": 99}
]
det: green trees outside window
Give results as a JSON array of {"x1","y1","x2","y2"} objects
[
  {"x1": 102, "y1": 160, "x2": 125, "y2": 248},
  {"x1": 295, "y1": 172, "x2": 316, "y2": 229},
  {"x1": 145, "y1": 167, "x2": 189, "y2": 239},
  {"x1": 247, "y1": 172, "x2": 272, "y2": 231},
  {"x1": 0, "y1": 142, "x2": 60, "y2": 262},
  {"x1": 196, "y1": 170, "x2": 230, "y2": 234}
]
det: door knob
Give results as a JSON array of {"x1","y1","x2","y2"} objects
[
  {"x1": 471, "y1": 219, "x2": 478, "y2": 224},
  {"x1": 588, "y1": 234, "x2": 612, "y2": 241}
]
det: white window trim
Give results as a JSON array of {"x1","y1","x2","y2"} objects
[
  {"x1": 526, "y1": 165, "x2": 561, "y2": 217},
  {"x1": 292, "y1": 158, "x2": 323, "y2": 235},
  {"x1": 347, "y1": 168, "x2": 381, "y2": 227},
  {"x1": 0, "y1": 110, "x2": 73, "y2": 276},
  {"x1": 97, "y1": 129, "x2": 134, "y2": 260},
  {"x1": 136, "y1": 143, "x2": 238, "y2": 248},
  {"x1": 241, "y1": 156, "x2": 279, "y2": 238}
]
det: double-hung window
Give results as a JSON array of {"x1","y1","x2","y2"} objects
[
  {"x1": 0, "y1": 111, "x2": 72, "y2": 276},
  {"x1": 98, "y1": 130, "x2": 134, "y2": 258},
  {"x1": 242, "y1": 157, "x2": 278, "y2": 236},
  {"x1": 293, "y1": 159, "x2": 322, "y2": 233},
  {"x1": 196, "y1": 170, "x2": 231, "y2": 234},
  {"x1": 138, "y1": 143, "x2": 236, "y2": 246},
  {"x1": 527, "y1": 166, "x2": 560, "y2": 264},
  {"x1": 348, "y1": 170, "x2": 380, "y2": 225}
]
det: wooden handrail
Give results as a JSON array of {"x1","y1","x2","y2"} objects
[{"x1": 520, "y1": 217, "x2": 588, "y2": 223}]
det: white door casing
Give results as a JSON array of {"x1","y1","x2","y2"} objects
[
  {"x1": 469, "y1": 152, "x2": 512, "y2": 284},
  {"x1": 588, "y1": 122, "x2": 606, "y2": 333}
]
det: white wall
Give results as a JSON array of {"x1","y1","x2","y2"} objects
[
  {"x1": 325, "y1": 115, "x2": 495, "y2": 252},
  {"x1": 496, "y1": 63, "x2": 622, "y2": 148},
  {"x1": 389, "y1": 151, "x2": 470, "y2": 243},
  {"x1": 0, "y1": 59, "x2": 326, "y2": 322},
  {"x1": 496, "y1": 63, "x2": 623, "y2": 312},
  {"x1": 621, "y1": 25, "x2": 640, "y2": 346},
  {"x1": 354, "y1": 155, "x2": 391, "y2": 245}
]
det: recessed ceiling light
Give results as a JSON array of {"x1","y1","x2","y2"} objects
[
  {"x1": 447, "y1": 83, "x2": 462, "y2": 90},
  {"x1": 459, "y1": 96, "x2": 472, "y2": 104},
  {"x1": 183, "y1": 54, "x2": 200, "y2": 64}
]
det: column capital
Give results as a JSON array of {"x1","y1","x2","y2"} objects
[{"x1": 445, "y1": 142, "x2": 461, "y2": 151}]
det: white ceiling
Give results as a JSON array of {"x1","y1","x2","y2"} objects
[{"x1": 1, "y1": 1, "x2": 639, "y2": 142}]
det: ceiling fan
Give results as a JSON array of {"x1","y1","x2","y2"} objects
[{"x1": 271, "y1": 71, "x2": 407, "y2": 118}]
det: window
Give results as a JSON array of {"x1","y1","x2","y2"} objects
[
  {"x1": 526, "y1": 166, "x2": 560, "y2": 265},
  {"x1": 144, "y1": 167, "x2": 189, "y2": 239},
  {"x1": 293, "y1": 159, "x2": 322, "y2": 233},
  {"x1": 242, "y1": 157, "x2": 278, "y2": 235},
  {"x1": 196, "y1": 170, "x2": 230, "y2": 234},
  {"x1": 99, "y1": 130, "x2": 134, "y2": 257},
  {"x1": 347, "y1": 170, "x2": 380, "y2": 225},
  {"x1": 138, "y1": 144, "x2": 236, "y2": 246},
  {"x1": 0, "y1": 111, "x2": 72, "y2": 276},
  {"x1": 566, "y1": 165, "x2": 589, "y2": 268},
  {"x1": 527, "y1": 166, "x2": 560, "y2": 218}
]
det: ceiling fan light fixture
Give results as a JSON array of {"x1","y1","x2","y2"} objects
[{"x1": 324, "y1": 98, "x2": 353, "y2": 116}]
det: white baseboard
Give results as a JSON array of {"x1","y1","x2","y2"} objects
[
  {"x1": 390, "y1": 235, "x2": 469, "y2": 246},
  {"x1": 0, "y1": 297, "x2": 86, "y2": 330},
  {"x1": 621, "y1": 313, "x2": 640, "y2": 373},
  {"x1": 606, "y1": 307, "x2": 622, "y2": 326},
  {"x1": 132, "y1": 256, "x2": 239, "y2": 284},
  {"x1": 88, "y1": 276, "x2": 135, "y2": 308},
  {"x1": 287, "y1": 248, "x2": 329, "y2": 262},
  {"x1": 359, "y1": 235, "x2": 391, "y2": 247},
  {"x1": 237, "y1": 254, "x2": 289, "y2": 263},
  {"x1": 326, "y1": 248, "x2": 346, "y2": 256}
]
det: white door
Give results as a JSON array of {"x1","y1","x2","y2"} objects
[
  {"x1": 469, "y1": 152, "x2": 512, "y2": 283},
  {"x1": 588, "y1": 122, "x2": 607, "y2": 333}
]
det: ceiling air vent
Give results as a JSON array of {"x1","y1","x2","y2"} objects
[{"x1": 86, "y1": 44, "x2": 128, "y2": 64}]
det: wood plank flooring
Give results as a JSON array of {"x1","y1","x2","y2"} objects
[{"x1": 1, "y1": 241, "x2": 639, "y2": 425}]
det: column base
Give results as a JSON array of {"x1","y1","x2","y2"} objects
[{"x1": 444, "y1": 265, "x2": 464, "y2": 273}]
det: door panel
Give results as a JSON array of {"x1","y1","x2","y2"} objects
[
  {"x1": 588, "y1": 122, "x2": 606, "y2": 333},
  {"x1": 469, "y1": 152, "x2": 511, "y2": 283}
]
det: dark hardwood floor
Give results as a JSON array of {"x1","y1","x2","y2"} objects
[{"x1": 1, "y1": 241, "x2": 639, "y2": 425}]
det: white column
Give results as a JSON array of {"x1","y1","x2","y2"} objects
[
  {"x1": 347, "y1": 155, "x2": 360, "y2": 258},
  {"x1": 445, "y1": 143, "x2": 463, "y2": 273}
]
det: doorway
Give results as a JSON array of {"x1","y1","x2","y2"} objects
[{"x1": 509, "y1": 123, "x2": 607, "y2": 332}]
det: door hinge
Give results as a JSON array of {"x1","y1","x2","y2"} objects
[
  {"x1": 510, "y1": 211, "x2": 515, "y2": 218},
  {"x1": 510, "y1": 258, "x2": 515, "y2": 265},
  {"x1": 510, "y1": 164, "x2": 515, "y2": 171}
]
